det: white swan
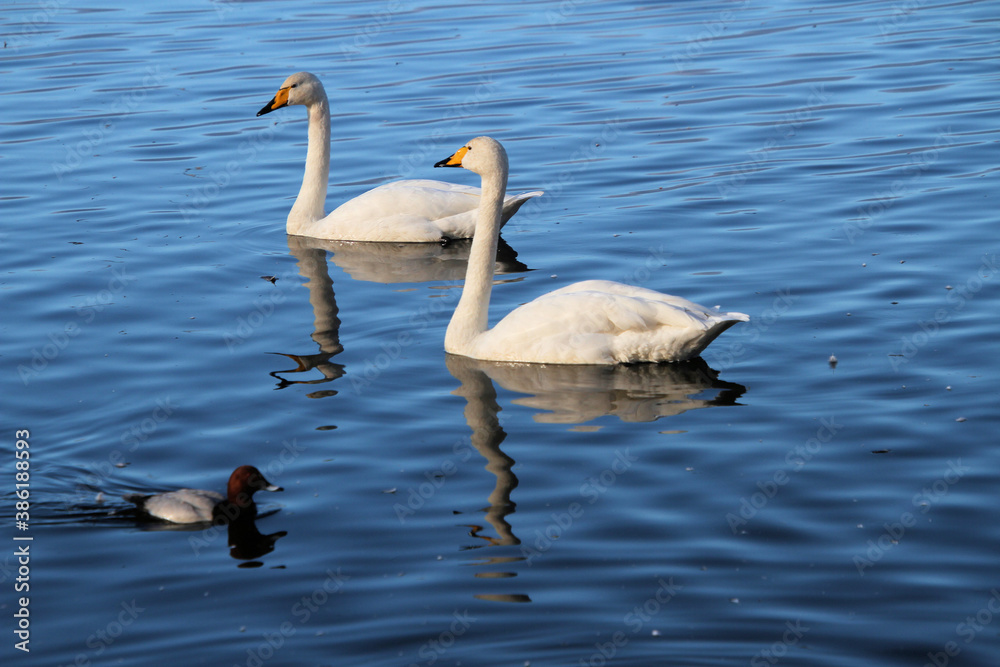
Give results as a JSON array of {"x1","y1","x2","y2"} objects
[
  {"x1": 435, "y1": 137, "x2": 749, "y2": 364},
  {"x1": 257, "y1": 72, "x2": 543, "y2": 242}
]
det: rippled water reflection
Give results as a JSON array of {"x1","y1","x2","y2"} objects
[{"x1": 3, "y1": 0, "x2": 999, "y2": 665}]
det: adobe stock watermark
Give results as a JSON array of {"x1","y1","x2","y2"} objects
[
  {"x1": 889, "y1": 253, "x2": 997, "y2": 372},
  {"x1": 222, "y1": 268, "x2": 304, "y2": 352},
  {"x1": 212, "y1": 0, "x2": 240, "y2": 20},
  {"x1": 6, "y1": 0, "x2": 71, "y2": 51},
  {"x1": 544, "y1": 0, "x2": 585, "y2": 26},
  {"x1": 408, "y1": 610, "x2": 477, "y2": 667},
  {"x1": 853, "y1": 459, "x2": 968, "y2": 576},
  {"x1": 703, "y1": 287, "x2": 797, "y2": 371},
  {"x1": 236, "y1": 568, "x2": 350, "y2": 667},
  {"x1": 74, "y1": 398, "x2": 176, "y2": 502},
  {"x1": 923, "y1": 589, "x2": 1000, "y2": 667},
  {"x1": 393, "y1": 436, "x2": 475, "y2": 523},
  {"x1": 181, "y1": 122, "x2": 278, "y2": 223},
  {"x1": 18, "y1": 265, "x2": 137, "y2": 386},
  {"x1": 351, "y1": 282, "x2": 462, "y2": 395},
  {"x1": 517, "y1": 118, "x2": 623, "y2": 224},
  {"x1": 188, "y1": 438, "x2": 305, "y2": 556},
  {"x1": 671, "y1": 1, "x2": 749, "y2": 72},
  {"x1": 52, "y1": 66, "x2": 165, "y2": 182},
  {"x1": 340, "y1": 0, "x2": 406, "y2": 60},
  {"x1": 751, "y1": 620, "x2": 810, "y2": 666},
  {"x1": 520, "y1": 448, "x2": 637, "y2": 565},
  {"x1": 57, "y1": 599, "x2": 145, "y2": 667},
  {"x1": 580, "y1": 577, "x2": 682, "y2": 666},
  {"x1": 877, "y1": 0, "x2": 927, "y2": 38},
  {"x1": 726, "y1": 417, "x2": 843, "y2": 534},
  {"x1": 843, "y1": 126, "x2": 955, "y2": 244},
  {"x1": 396, "y1": 77, "x2": 499, "y2": 179},
  {"x1": 617, "y1": 245, "x2": 672, "y2": 288},
  {"x1": 717, "y1": 84, "x2": 831, "y2": 200}
]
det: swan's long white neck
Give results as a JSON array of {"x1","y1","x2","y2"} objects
[
  {"x1": 445, "y1": 151, "x2": 508, "y2": 352},
  {"x1": 287, "y1": 94, "x2": 330, "y2": 235}
]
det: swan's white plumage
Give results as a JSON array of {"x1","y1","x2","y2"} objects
[
  {"x1": 478, "y1": 280, "x2": 748, "y2": 364},
  {"x1": 316, "y1": 179, "x2": 538, "y2": 243},
  {"x1": 436, "y1": 136, "x2": 748, "y2": 365},
  {"x1": 258, "y1": 73, "x2": 542, "y2": 242}
]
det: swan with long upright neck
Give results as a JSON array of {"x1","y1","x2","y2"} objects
[
  {"x1": 257, "y1": 72, "x2": 542, "y2": 242},
  {"x1": 435, "y1": 136, "x2": 748, "y2": 364}
]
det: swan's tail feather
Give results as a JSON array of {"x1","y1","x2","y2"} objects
[
  {"x1": 687, "y1": 314, "x2": 748, "y2": 358},
  {"x1": 499, "y1": 190, "x2": 544, "y2": 226}
]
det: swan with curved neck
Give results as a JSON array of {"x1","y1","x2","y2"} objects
[
  {"x1": 257, "y1": 72, "x2": 542, "y2": 242},
  {"x1": 435, "y1": 136, "x2": 748, "y2": 364}
]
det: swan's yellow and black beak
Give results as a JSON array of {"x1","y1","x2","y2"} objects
[
  {"x1": 257, "y1": 86, "x2": 290, "y2": 117},
  {"x1": 434, "y1": 145, "x2": 469, "y2": 168}
]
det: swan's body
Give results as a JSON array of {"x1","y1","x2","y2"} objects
[
  {"x1": 435, "y1": 137, "x2": 748, "y2": 365},
  {"x1": 257, "y1": 72, "x2": 542, "y2": 242}
]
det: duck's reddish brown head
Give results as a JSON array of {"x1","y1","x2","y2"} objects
[{"x1": 227, "y1": 465, "x2": 283, "y2": 508}]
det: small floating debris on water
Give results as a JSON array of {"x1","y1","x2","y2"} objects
[
  {"x1": 382, "y1": 488, "x2": 397, "y2": 494},
  {"x1": 260, "y1": 275, "x2": 278, "y2": 284},
  {"x1": 95, "y1": 492, "x2": 105, "y2": 503},
  {"x1": 828, "y1": 354, "x2": 838, "y2": 368},
  {"x1": 946, "y1": 386, "x2": 952, "y2": 391},
  {"x1": 729, "y1": 597, "x2": 740, "y2": 604},
  {"x1": 956, "y1": 417, "x2": 967, "y2": 422},
  {"x1": 872, "y1": 449, "x2": 890, "y2": 454},
  {"x1": 651, "y1": 629, "x2": 661, "y2": 637},
  {"x1": 945, "y1": 285, "x2": 953, "y2": 290},
  {"x1": 115, "y1": 461, "x2": 129, "y2": 468}
]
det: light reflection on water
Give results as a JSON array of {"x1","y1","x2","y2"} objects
[{"x1": 2, "y1": 0, "x2": 999, "y2": 665}]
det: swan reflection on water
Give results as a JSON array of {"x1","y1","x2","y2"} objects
[
  {"x1": 270, "y1": 234, "x2": 527, "y2": 390},
  {"x1": 444, "y1": 353, "x2": 746, "y2": 602},
  {"x1": 302, "y1": 235, "x2": 527, "y2": 284},
  {"x1": 269, "y1": 235, "x2": 345, "y2": 392},
  {"x1": 447, "y1": 354, "x2": 745, "y2": 425}
]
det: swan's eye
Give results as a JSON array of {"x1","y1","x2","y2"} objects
[{"x1": 290, "y1": 83, "x2": 298, "y2": 88}]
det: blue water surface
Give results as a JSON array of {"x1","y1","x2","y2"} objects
[{"x1": 2, "y1": 0, "x2": 999, "y2": 665}]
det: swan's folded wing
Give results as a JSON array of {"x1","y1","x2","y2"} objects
[
  {"x1": 481, "y1": 281, "x2": 747, "y2": 363},
  {"x1": 329, "y1": 180, "x2": 480, "y2": 223},
  {"x1": 325, "y1": 181, "x2": 544, "y2": 241}
]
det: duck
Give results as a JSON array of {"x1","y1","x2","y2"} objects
[
  {"x1": 434, "y1": 136, "x2": 749, "y2": 364},
  {"x1": 125, "y1": 465, "x2": 283, "y2": 524},
  {"x1": 256, "y1": 72, "x2": 543, "y2": 242}
]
